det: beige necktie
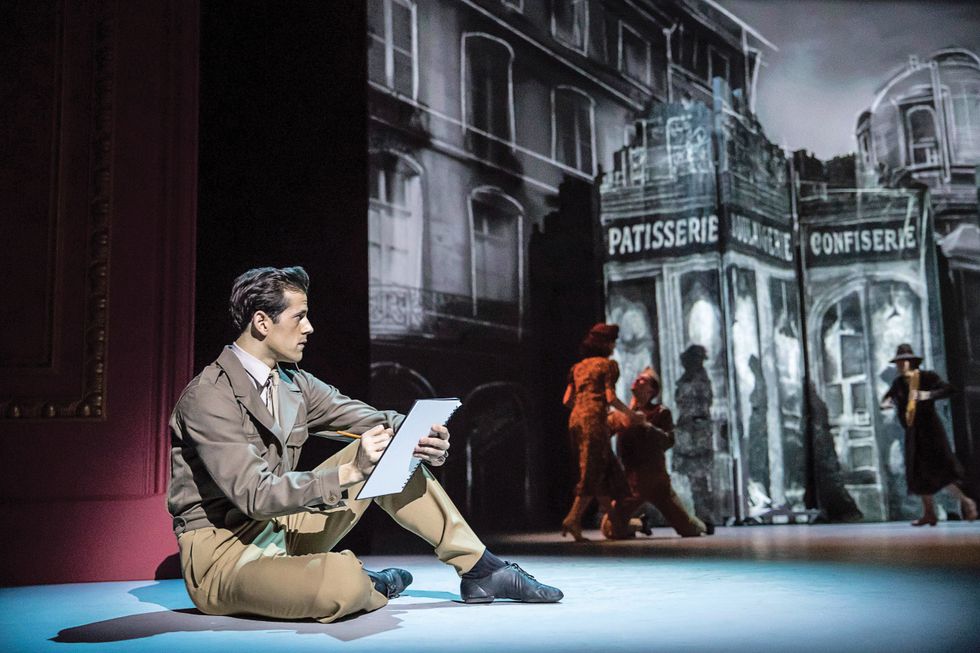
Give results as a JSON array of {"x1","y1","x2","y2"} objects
[{"x1": 263, "y1": 371, "x2": 277, "y2": 422}]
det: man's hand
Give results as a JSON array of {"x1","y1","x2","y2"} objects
[
  {"x1": 339, "y1": 424, "x2": 392, "y2": 487},
  {"x1": 414, "y1": 424, "x2": 450, "y2": 467}
]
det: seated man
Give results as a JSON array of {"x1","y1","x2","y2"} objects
[
  {"x1": 602, "y1": 367, "x2": 712, "y2": 539},
  {"x1": 168, "y1": 266, "x2": 562, "y2": 623}
]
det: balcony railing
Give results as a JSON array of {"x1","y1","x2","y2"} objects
[{"x1": 369, "y1": 283, "x2": 521, "y2": 338}]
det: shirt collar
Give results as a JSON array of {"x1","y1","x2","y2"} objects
[{"x1": 229, "y1": 342, "x2": 275, "y2": 388}]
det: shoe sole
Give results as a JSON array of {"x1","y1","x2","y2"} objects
[
  {"x1": 463, "y1": 596, "x2": 562, "y2": 604},
  {"x1": 462, "y1": 596, "x2": 495, "y2": 604}
]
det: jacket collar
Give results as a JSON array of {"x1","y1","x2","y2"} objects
[
  {"x1": 216, "y1": 346, "x2": 286, "y2": 445},
  {"x1": 229, "y1": 342, "x2": 274, "y2": 388}
]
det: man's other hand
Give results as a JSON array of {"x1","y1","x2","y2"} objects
[{"x1": 414, "y1": 424, "x2": 450, "y2": 467}]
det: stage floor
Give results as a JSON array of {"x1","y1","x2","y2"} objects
[{"x1": 3, "y1": 523, "x2": 979, "y2": 652}]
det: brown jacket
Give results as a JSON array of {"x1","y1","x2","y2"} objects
[
  {"x1": 168, "y1": 347, "x2": 403, "y2": 535},
  {"x1": 607, "y1": 402, "x2": 674, "y2": 479}
]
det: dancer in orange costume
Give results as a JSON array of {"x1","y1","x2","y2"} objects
[{"x1": 561, "y1": 323, "x2": 639, "y2": 541}]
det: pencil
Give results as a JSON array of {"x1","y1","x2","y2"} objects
[{"x1": 336, "y1": 431, "x2": 361, "y2": 439}]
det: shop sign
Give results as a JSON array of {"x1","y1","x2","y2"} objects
[
  {"x1": 605, "y1": 211, "x2": 719, "y2": 261},
  {"x1": 727, "y1": 211, "x2": 794, "y2": 263},
  {"x1": 804, "y1": 219, "x2": 919, "y2": 266}
]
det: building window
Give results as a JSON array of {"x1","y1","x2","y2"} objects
[
  {"x1": 619, "y1": 22, "x2": 650, "y2": 86},
  {"x1": 368, "y1": 0, "x2": 417, "y2": 98},
  {"x1": 818, "y1": 291, "x2": 878, "y2": 484},
  {"x1": 369, "y1": 152, "x2": 423, "y2": 288},
  {"x1": 904, "y1": 104, "x2": 940, "y2": 166},
  {"x1": 949, "y1": 86, "x2": 980, "y2": 164},
  {"x1": 463, "y1": 34, "x2": 514, "y2": 157},
  {"x1": 552, "y1": 0, "x2": 588, "y2": 53},
  {"x1": 469, "y1": 188, "x2": 522, "y2": 305},
  {"x1": 553, "y1": 87, "x2": 595, "y2": 174},
  {"x1": 692, "y1": 35, "x2": 708, "y2": 80},
  {"x1": 857, "y1": 128, "x2": 875, "y2": 170},
  {"x1": 708, "y1": 46, "x2": 730, "y2": 86},
  {"x1": 819, "y1": 292, "x2": 869, "y2": 423}
]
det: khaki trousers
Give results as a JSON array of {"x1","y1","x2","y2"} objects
[{"x1": 177, "y1": 441, "x2": 486, "y2": 623}]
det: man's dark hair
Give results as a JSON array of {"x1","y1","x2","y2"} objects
[{"x1": 229, "y1": 266, "x2": 310, "y2": 334}]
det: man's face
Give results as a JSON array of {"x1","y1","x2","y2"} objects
[
  {"x1": 632, "y1": 377, "x2": 657, "y2": 404},
  {"x1": 262, "y1": 290, "x2": 313, "y2": 363},
  {"x1": 897, "y1": 360, "x2": 912, "y2": 375}
]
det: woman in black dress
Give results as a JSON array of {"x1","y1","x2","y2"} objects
[{"x1": 880, "y1": 344, "x2": 977, "y2": 525}]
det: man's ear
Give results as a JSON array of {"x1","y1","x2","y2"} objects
[{"x1": 252, "y1": 310, "x2": 271, "y2": 336}]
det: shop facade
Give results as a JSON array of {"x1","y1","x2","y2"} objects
[
  {"x1": 798, "y1": 189, "x2": 948, "y2": 520},
  {"x1": 600, "y1": 96, "x2": 805, "y2": 523}
]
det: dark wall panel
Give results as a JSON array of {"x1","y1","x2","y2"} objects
[{"x1": 0, "y1": 0, "x2": 199, "y2": 584}]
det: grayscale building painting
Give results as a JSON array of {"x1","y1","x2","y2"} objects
[
  {"x1": 366, "y1": 0, "x2": 653, "y2": 398},
  {"x1": 366, "y1": 0, "x2": 980, "y2": 525},
  {"x1": 855, "y1": 49, "x2": 980, "y2": 236},
  {"x1": 601, "y1": 84, "x2": 802, "y2": 523},
  {"x1": 798, "y1": 189, "x2": 944, "y2": 521},
  {"x1": 853, "y1": 48, "x2": 980, "y2": 490}
]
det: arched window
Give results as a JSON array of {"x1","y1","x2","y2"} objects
[
  {"x1": 367, "y1": 0, "x2": 417, "y2": 98},
  {"x1": 904, "y1": 105, "x2": 939, "y2": 166},
  {"x1": 368, "y1": 152, "x2": 423, "y2": 288},
  {"x1": 468, "y1": 188, "x2": 522, "y2": 307},
  {"x1": 552, "y1": 87, "x2": 595, "y2": 174},
  {"x1": 462, "y1": 34, "x2": 514, "y2": 147}
]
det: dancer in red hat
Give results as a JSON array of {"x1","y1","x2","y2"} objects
[
  {"x1": 880, "y1": 344, "x2": 977, "y2": 525},
  {"x1": 560, "y1": 323, "x2": 642, "y2": 541}
]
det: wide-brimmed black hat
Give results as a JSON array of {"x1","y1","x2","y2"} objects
[{"x1": 890, "y1": 343, "x2": 923, "y2": 363}]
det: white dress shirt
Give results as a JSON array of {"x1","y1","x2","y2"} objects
[{"x1": 229, "y1": 343, "x2": 278, "y2": 416}]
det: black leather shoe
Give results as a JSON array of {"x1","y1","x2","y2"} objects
[
  {"x1": 366, "y1": 567, "x2": 413, "y2": 599},
  {"x1": 638, "y1": 511, "x2": 654, "y2": 536},
  {"x1": 460, "y1": 562, "x2": 563, "y2": 604}
]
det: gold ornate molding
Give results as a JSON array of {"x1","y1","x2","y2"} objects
[{"x1": 2, "y1": 4, "x2": 113, "y2": 419}]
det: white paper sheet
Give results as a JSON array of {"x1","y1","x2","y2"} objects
[{"x1": 355, "y1": 398, "x2": 462, "y2": 500}]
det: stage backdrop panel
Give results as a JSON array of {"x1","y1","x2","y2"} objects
[
  {"x1": 0, "y1": 0, "x2": 198, "y2": 585},
  {"x1": 799, "y1": 189, "x2": 949, "y2": 521}
]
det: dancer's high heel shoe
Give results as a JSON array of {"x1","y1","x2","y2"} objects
[
  {"x1": 911, "y1": 515, "x2": 938, "y2": 527},
  {"x1": 961, "y1": 497, "x2": 978, "y2": 522},
  {"x1": 560, "y1": 519, "x2": 589, "y2": 542}
]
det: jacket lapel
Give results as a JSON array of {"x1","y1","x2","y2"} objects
[
  {"x1": 277, "y1": 368, "x2": 303, "y2": 437},
  {"x1": 217, "y1": 347, "x2": 285, "y2": 446}
]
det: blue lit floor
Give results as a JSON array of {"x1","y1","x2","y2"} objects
[{"x1": 3, "y1": 524, "x2": 980, "y2": 652}]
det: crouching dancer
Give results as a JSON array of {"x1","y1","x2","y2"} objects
[
  {"x1": 602, "y1": 367, "x2": 712, "y2": 539},
  {"x1": 168, "y1": 266, "x2": 561, "y2": 623}
]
